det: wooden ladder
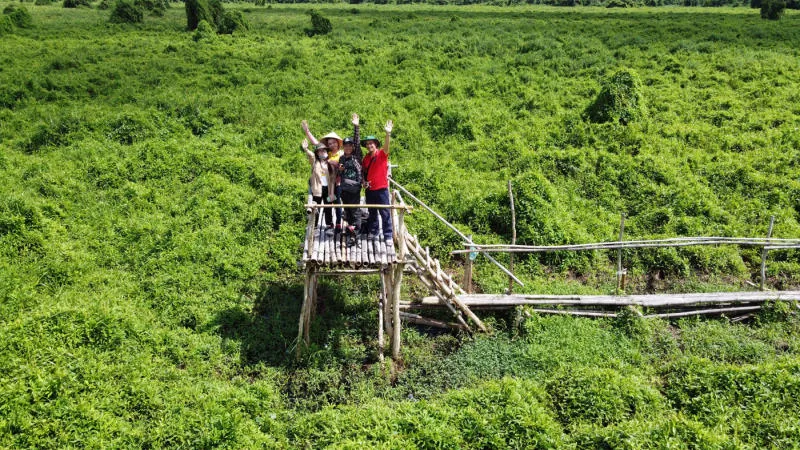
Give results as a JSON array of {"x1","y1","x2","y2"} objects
[{"x1": 402, "y1": 230, "x2": 487, "y2": 333}]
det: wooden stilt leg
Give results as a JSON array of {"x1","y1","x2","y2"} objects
[
  {"x1": 382, "y1": 269, "x2": 393, "y2": 340},
  {"x1": 392, "y1": 264, "x2": 403, "y2": 359},
  {"x1": 377, "y1": 288, "x2": 385, "y2": 363}
]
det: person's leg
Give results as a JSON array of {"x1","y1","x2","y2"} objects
[
  {"x1": 377, "y1": 188, "x2": 393, "y2": 240},
  {"x1": 341, "y1": 190, "x2": 358, "y2": 231},
  {"x1": 335, "y1": 185, "x2": 343, "y2": 230},
  {"x1": 321, "y1": 186, "x2": 333, "y2": 227},
  {"x1": 312, "y1": 195, "x2": 323, "y2": 226},
  {"x1": 365, "y1": 189, "x2": 380, "y2": 237}
]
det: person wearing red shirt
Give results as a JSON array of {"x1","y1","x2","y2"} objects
[{"x1": 361, "y1": 120, "x2": 393, "y2": 242}]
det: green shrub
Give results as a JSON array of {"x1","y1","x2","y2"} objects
[
  {"x1": 192, "y1": 19, "x2": 216, "y2": 42},
  {"x1": 34, "y1": 0, "x2": 53, "y2": 5},
  {"x1": 217, "y1": 10, "x2": 248, "y2": 34},
  {"x1": 304, "y1": 10, "x2": 331, "y2": 37},
  {"x1": 0, "y1": 15, "x2": 13, "y2": 35},
  {"x1": 97, "y1": 0, "x2": 111, "y2": 9},
  {"x1": 109, "y1": 0, "x2": 144, "y2": 23},
  {"x1": 185, "y1": 0, "x2": 213, "y2": 30},
  {"x1": 585, "y1": 68, "x2": 647, "y2": 125},
  {"x1": 3, "y1": 5, "x2": 33, "y2": 28},
  {"x1": 63, "y1": 0, "x2": 91, "y2": 7},
  {"x1": 135, "y1": 0, "x2": 169, "y2": 16},
  {"x1": 760, "y1": 0, "x2": 786, "y2": 18}
]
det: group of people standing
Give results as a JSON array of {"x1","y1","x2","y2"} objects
[{"x1": 301, "y1": 114, "x2": 394, "y2": 246}]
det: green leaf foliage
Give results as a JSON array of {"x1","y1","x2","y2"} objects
[
  {"x1": 109, "y1": 0, "x2": 144, "y2": 24},
  {"x1": 585, "y1": 68, "x2": 646, "y2": 125},
  {"x1": 2, "y1": 5, "x2": 33, "y2": 28},
  {"x1": 1, "y1": 5, "x2": 800, "y2": 448}
]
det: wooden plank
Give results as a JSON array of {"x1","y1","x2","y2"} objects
[{"x1": 415, "y1": 292, "x2": 800, "y2": 308}]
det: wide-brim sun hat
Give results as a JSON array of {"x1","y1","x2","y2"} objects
[
  {"x1": 315, "y1": 142, "x2": 328, "y2": 151},
  {"x1": 360, "y1": 135, "x2": 381, "y2": 148},
  {"x1": 320, "y1": 132, "x2": 343, "y2": 148}
]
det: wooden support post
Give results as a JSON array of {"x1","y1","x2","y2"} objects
[
  {"x1": 377, "y1": 282, "x2": 385, "y2": 363},
  {"x1": 381, "y1": 269, "x2": 393, "y2": 343},
  {"x1": 616, "y1": 213, "x2": 626, "y2": 296},
  {"x1": 391, "y1": 208, "x2": 406, "y2": 360},
  {"x1": 761, "y1": 215, "x2": 775, "y2": 291},
  {"x1": 508, "y1": 181, "x2": 516, "y2": 294}
]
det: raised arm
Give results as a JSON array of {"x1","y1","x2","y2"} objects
[
  {"x1": 301, "y1": 120, "x2": 320, "y2": 146},
  {"x1": 301, "y1": 139, "x2": 314, "y2": 164},
  {"x1": 352, "y1": 113, "x2": 362, "y2": 161},
  {"x1": 382, "y1": 120, "x2": 393, "y2": 155}
]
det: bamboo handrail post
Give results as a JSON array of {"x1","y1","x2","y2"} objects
[
  {"x1": 464, "y1": 234, "x2": 473, "y2": 294},
  {"x1": 761, "y1": 215, "x2": 775, "y2": 291},
  {"x1": 508, "y1": 181, "x2": 516, "y2": 294}
]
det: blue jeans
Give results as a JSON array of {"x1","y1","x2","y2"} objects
[{"x1": 365, "y1": 188, "x2": 392, "y2": 239}]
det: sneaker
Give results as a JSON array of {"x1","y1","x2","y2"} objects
[
  {"x1": 325, "y1": 227, "x2": 334, "y2": 237},
  {"x1": 367, "y1": 234, "x2": 378, "y2": 241},
  {"x1": 347, "y1": 236, "x2": 357, "y2": 247}
]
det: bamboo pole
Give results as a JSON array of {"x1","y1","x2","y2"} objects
[
  {"x1": 529, "y1": 309, "x2": 619, "y2": 318},
  {"x1": 616, "y1": 213, "x2": 626, "y2": 295},
  {"x1": 304, "y1": 203, "x2": 412, "y2": 210},
  {"x1": 411, "y1": 291, "x2": 800, "y2": 307},
  {"x1": 508, "y1": 181, "x2": 516, "y2": 294},
  {"x1": 400, "y1": 312, "x2": 468, "y2": 330},
  {"x1": 453, "y1": 237, "x2": 800, "y2": 254},
  {"x1": 761, "y1": 215, "x2": 775, "y2": 291},
  {"x1": 382, "y1": 268, "x2": 393, "y2": 340},
  {"x1": 408, "y1": 265, "x2": 472, "y2": 332},
  {"x1": 645, "y1": 306, "x2": 762, "y2": 319},
  {"x1": 392, "y1": 208, "x2": 406, "y2": 359},
  {"x1": 389, "y1": 179, "x2": 524, "y2": 287},
  {"x1": 378, "y1": 275, "x2": 385, "y2": 363},
  {"x1": 464, "y1": 252, "x2": 473, "y2": 294},
  {"x1": 314, "y1": 269, "x2": 383, "y2": 275}
]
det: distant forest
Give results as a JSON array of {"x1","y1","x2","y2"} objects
[{"x1": 249, "y1": 0, "x2": 799, "y2": 9}]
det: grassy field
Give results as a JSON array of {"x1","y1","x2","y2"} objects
[{"x1": 1, "y1": 3, "x2": 800, "y2": 447}]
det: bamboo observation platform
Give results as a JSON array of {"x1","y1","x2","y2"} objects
[
  {"x1": 296, "y1": 182, "x2": 800, "y2": 360},
  {"x1": 297, "y1": 189, "x2": 487, "y2": 360}
]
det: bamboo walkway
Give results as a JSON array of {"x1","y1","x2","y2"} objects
[{"x1": 402, "y1": 291, "x2": 800, "y2": 320}]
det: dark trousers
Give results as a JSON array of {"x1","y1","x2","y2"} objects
[
  {"x1": 313, "y1": 186, "x2": 339, "y2": 227},
  {"x1": 365, "y1": 188, "x2": 392, "y2": 239},
  {"x1": 341, "y1": 188, "x2": 362, "y2": 232}
]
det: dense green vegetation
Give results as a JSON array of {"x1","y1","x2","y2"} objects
[{"x1": 1, "y1": 3, "x2": 799, "y2": 447}]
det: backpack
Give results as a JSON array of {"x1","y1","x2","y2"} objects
[{"x1": 340, "y1": 155, "x2": 362, "y2": 194}]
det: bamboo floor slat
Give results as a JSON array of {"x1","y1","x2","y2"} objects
[{"x1": 303, "y1": 227, "x2": 398, "y2": 268}]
